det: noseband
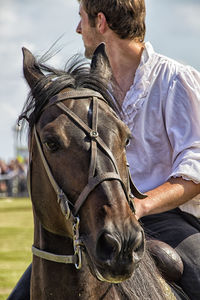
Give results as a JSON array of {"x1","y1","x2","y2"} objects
[{"x1": 31, "y1": 88, "x2": 146, "y2": 269}]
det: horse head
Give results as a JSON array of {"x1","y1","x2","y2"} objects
[{"x1": 21, "y1": 44, "x2": 146, "y2": 284}]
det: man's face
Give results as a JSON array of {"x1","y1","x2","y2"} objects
[{"x1": 76, "y1": 3, "x2": 102, "y2": 58}]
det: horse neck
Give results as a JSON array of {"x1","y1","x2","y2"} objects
[{"x1": 31, "y1": 214, "x2": 119, "y2": 300}]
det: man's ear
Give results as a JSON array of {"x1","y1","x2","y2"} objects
[
  {"x1": 90, "y1": 43, "x2": 111, "y2": 81},
  {"x1": 96, "y1": 12, "x2": 107, "y2": 34}
]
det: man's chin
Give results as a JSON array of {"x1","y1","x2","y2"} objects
[
  {"x1": 84, "y1": 47, "x2": 94, "y2": 59},
  {"x1": 84, "y1": 43, "x2": 102, "y2": 59}
]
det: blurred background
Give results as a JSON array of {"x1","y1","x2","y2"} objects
[{"x1": 0, "y1": 0, "x2": 200, "y2": 197}]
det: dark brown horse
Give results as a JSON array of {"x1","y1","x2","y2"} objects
[{"x1": 18, "y1": 44, "x2": 176, "y2": 300}]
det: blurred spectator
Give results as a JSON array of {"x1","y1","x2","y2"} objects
[
  {"x1": 0, "y1": 157, "x2": 28, "y2": 197},
  {"x1": 0, "y1": 159, "x2": 9, "y2": 195}
]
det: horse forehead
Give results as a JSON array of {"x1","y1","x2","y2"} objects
[
  {"x1": 38, "y1": 97, "x2": 125, "y2": 139},
  {"x1": 98, "y1": 101, "x2": 128, "y2": 137},
  {"x1": 39, "y1": 98, "x2": 90, "y2": 128}
]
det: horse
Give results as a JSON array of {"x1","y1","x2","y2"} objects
[{"x1": 15, "y1": 43, "x2": 185, "y2": 300}]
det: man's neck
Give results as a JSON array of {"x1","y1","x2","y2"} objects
[{"x1": 105, "y1": 38, "x2": 144, "y2": 104}]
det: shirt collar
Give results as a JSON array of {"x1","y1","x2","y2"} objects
[{"x1": 122, "y1": 41, "x2": 155, "y2": 111}]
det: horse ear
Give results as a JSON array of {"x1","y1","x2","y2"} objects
[
  {"x1": 90, "y1": 43, "x2": 111, "y2": 80},
  {"x1": 22, "y1": 47, "x2": 44, "y2": 90}
]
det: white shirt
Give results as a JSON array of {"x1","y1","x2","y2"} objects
[{"x1": 121, "y1": 42, "x2": 200, "y2": 218}]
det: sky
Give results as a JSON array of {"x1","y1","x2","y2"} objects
[{"x1": 0, "y1": 0, "x2": 200, "y2": 161}]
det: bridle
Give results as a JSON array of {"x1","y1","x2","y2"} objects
[{"x1": 31, "y1": 88, "x2": 146, "y2": 269}]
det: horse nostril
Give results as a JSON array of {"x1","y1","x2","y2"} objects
[
  {"x1": 132, "y1": 230, "x2": 145, "y2": 262},
  {"x1": 133, "y1": 230, "x2": 144, "y2": 252},
  {"x1": 96, "y1": 231, "x2": 120, "y2": 262}
]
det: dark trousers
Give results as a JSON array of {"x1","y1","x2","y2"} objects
[
  {"x1": 7, "y1": 263, "x2": 31, "y2": 300},
  {"x1": 141, "y1": 209, "x2": 200, "y2": 300}
]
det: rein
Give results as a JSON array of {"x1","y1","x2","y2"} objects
[{"x1": 31, "y1": 88, "x2": 146, "y2": 269}]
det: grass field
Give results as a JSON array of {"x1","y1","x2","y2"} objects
[{"x1": 0, "y1": 198, "x2": 33, "y2": 300}]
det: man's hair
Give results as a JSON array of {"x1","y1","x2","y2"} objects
[{"x1": 81, "y1": 0, "x2": 146, "y2": 41}]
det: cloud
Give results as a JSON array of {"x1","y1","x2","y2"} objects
[{"x1": 177, "y1": 2, "x2": 200, "y2": 32}]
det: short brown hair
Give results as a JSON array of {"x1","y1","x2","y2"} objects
[{"x1": 80, "y1": 0, "x2": 146, "y2": 41}]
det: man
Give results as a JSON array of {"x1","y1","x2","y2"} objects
[{"x1": 76, "y1": 0, "x2": 200, "y2": 299}]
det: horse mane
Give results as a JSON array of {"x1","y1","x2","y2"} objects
[
  {"x1": 116, "y1": 251, "x2": 169, "y2": 299},
  {"x1": 18, "y1": 53, "x2": 120, "y2": 132}
]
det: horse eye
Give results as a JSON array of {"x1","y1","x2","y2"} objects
[
  {"x1": 44, "y1": 140, "x2": 60, "y2": 152},
  {"x1": 125, "y1": 138, "x2": 131, "y2": 147}
]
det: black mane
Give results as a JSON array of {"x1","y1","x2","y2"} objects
[{"x1": 19, "y1": 54, "x2": 119, "y2": 130}]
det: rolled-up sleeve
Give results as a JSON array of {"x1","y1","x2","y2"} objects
[{"x1": 164, "y1": 66, "x2": 200, "y2": 183}]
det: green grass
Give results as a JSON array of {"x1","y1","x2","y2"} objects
[{"x1": 0, "y1": 198, "x2": 33, "y2": 300}]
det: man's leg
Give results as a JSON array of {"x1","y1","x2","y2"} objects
[
  {"x1": 175, "y1": 233, "x2": 200, "y2": 300},
  {"x1": 7, "y1": 263, "x2": 32, "y2": 300},
  {"x1": 141, "y1": 209, "x2": 200, "y2": 300}
]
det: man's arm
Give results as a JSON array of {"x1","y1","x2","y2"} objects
[{"x1": 134, "y1": 177, "x2": 200, "y2": 219}]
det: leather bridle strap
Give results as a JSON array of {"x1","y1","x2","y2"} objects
[
  {"x1": 74, "y1": 172, "x2": 128, "y2": 216},
  {"x1": 31, "y1": 90, "x2": 146, "y2": 269},
  {"x1": 32, "y1": 245, "x2": 77, "y2": 264},
  {"x1": 34, "y1": 94, "x2": 146, "y2": 218},
  {"x1": 89, "y1": 96, "x2": 98, "y2": 178},
  {"x1": 33, "y1": 126, "x2": 75, "y2": 222},
  {"x1": 56, "y1": 101, "x2": 120, "y2": 175},
  {"x1": 55, "y1": 99, "x2": 146, "y2": 215},
  {"x1": 33, "y1": 96, "x2": 123, "y2": 221},
  {"x1": 55, "y1": 98, "x2": 130, "y2": 216},
  {"x1": 48, "y1": 89, "x2": 106, "y2": 106}
]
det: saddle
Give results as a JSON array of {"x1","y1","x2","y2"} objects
[{"x1": 146, "y1": 239, "x2": 184, "y2": 282}]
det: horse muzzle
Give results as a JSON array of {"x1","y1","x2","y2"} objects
[{"x1": 85, "y1": 228, "x2": 145, "y2": 283}]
